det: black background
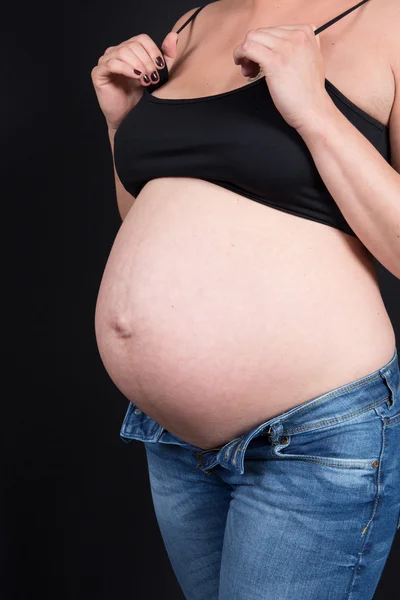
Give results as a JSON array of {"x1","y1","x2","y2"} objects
[{"x1": 2, "y1": 1, "x2": 399, "y2": 598}]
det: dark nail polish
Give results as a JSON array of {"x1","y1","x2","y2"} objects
[
  {"x1": 151, "y1": 71, "x2": 159, "y2": 82},
  {"x1": 155, "y1": 56, "x2": 164, "y2": 68},
  {"x1": 134, "y1": 69, "x2": 142, "y2": 76},
  {"x1": 143, "y1": 74, "x2": 150, "y2": 83}
]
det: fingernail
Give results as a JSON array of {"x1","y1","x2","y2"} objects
[
  {"x1": 143, "y1": 74, "x2": 150, "y2": 83},
  {"x1": 155, "y1": 56, "x2": 164, "y2": 68},
  {"x1": 150, "y1": 71, "x2": 159, "y2": 82},
  {"x1": 134, "y1": 69, "x2": 142, "y2": 76}
]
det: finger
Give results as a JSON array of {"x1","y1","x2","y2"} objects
[
  {"x1": 249, "y1": 26, "x2": 294, "y2": 40},
  {"x1": 115, "y1": 45, "x2": 157, "y2": 84},
  {"x1": 99, "y1": 44, "x2": 156, "y2": 85},
  {"x1": 126, "y1": 33, "x2": 166, "y2": 69},
  {"x1": 233, "y1": 35, "x2": 276, "y2": 66},
  {"x1": 250, "y1": 23, "x2": 319, "y2": 47},
  {"x1": 103, "y1": 45, "x2": 116, "y2": 56},
  {"x1": 246, "y1": 28, "x2": 310, "y2": 49},
  {"x1": 257, "y1": 23, "x2": 316, "y2": 35},
  {"x1": 238, "y1": 56, "x2": 260, "y2": 78},
  {"x1": 124, "y1": 41, "x2": 162, "y2": 82},
  {"x1": 255, "y1": 23, "x2": 319, "y2": 44},
  {"x1": 95, "y1": 58, "x2": 139, "y2": 81}
]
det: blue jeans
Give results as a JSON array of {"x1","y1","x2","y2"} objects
[{"x1": 120, "y1": 348, "x2": 400, "y2": 599}]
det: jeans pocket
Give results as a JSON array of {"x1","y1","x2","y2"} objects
[{"x1": 271, "y1": 405, "x2": 383, "y2": 470}]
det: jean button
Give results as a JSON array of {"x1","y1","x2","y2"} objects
[{"x1": 134, "y1": 408, "x2": 142, "y2": 415}]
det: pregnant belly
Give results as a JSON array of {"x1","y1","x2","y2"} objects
[{"x1": 95, "y1": 178, "x2": 395, "y2": 449}]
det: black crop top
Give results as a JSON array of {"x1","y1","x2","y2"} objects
[{"x1": 114, "y1": 0, "x2": 390, "y2": 238}]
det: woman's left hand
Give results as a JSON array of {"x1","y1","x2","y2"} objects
[{"x1": 233, "y1": 24, "x2": 333, "y2": 131}]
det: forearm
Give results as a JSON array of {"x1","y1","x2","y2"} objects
[
  {"x1": 108, "y1": 128, "x2": 136, "y2": 221},
  {"x1": 297, "y1": 102, "x2": 400, "y2": 279}
]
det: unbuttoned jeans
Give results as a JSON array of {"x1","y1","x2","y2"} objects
[{"x1": 120, "y1": 347, "x2": 400, "y2": 599}]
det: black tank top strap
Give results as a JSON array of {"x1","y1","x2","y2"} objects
[
  {"x1": 155, "y1": 5, "x2": 207, "y2": 92},
  {"x1": 176, "y1": 5, "x2": 207, "y2": 34},
  {"x1": 314, "y1": 0, "x2": 370, "y2": 35},
  {"x1": 176, "y1": 1, "x2": 370, "y2": 37}
]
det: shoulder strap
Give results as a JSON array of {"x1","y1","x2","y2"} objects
[
  {"x1": 314, "y1": 0, "x2": 370, "y2": 35},
  {"x1": 176, "y1": 1, "x2": 370, "y2": 38},
  {"x1": 176, "y1": 5, "x2": 207, "y2": 34},
  {"x1": 151, "y1": 5, "x2": 207, "y2": 92}
]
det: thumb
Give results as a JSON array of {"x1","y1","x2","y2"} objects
[
  {"x1": 160, "y1": 31, "x2": 179, "y2": 71},
  {"x1": 311, "y1": 24, "x2": 320, "y2": 47}
]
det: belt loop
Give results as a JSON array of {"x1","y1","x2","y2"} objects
[
  {"x1": 379, "y1": 368, "x2": 395, "y2": 410},
  {"x1": 267, "y1": 421, "x2": 284, "y2": 444}
]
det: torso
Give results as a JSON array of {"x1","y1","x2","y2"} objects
[{"x1": 95, "y1": 0, "x2": 397, "y2": 450}]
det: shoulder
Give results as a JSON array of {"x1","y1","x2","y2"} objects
[
  {"x1": 171, "y1": 3, "x2": 211, "y2": 33},
  {"x1": 378, "y1": 0, "x2": 400, "y2": 172},
  {"x1": 385, "y1": 1, "x2": 400, "y2": 70},
  {"x1": 170, "y1": 6, "x2": 201, "y2": 33},
  {"x1": 363, "y1": 0, "x2": 400, "y2": 172},
  {"x1": 170, "y1": 1, "x2": 221, "y2": 33},
  {"x1": 386, "y1": 3, "x2": 400, "y2": 173},
  {"x1": 368, "y1": 0, "x2": 400, "y2": 62},
  {"x1": 169, "y1": 2, "x2": 220, "y2": 65}
]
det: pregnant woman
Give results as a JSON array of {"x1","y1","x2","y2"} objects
[{"x1": 92, "y1": 1, "x2": 400, "y2": 598}]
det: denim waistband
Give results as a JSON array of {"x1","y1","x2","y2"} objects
[
  {"x1": 263, "y1": 346, "x2": 399, "y2": 441},
  {"x1": 200, "y1": 346, "x2": 400, "y2": 474},
  {"x1": 120, "y1": 347, "x2": 399, "y2": 474}
]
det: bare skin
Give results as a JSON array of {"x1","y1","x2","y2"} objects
[{"x1": 94, "y1": 0, "x2": 398, "y2": 450}]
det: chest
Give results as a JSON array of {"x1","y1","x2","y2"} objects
[{"x1": 152, "y1": 3, "x2": 394, "y2": 129}]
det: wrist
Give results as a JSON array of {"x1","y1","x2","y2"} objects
[{"x1": 295, "y1": 96, "x2": 340, "y2": 142}]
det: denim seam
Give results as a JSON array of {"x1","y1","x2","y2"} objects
[
  {"x1": 121, "y1": 434, "x2": 153, "y2": 442},
  {"x1": 386, "y1": 414, "x2": 400, "y2": 427},
  {"x1": 282, "y1": 396, "x2": 389, "y2": 435},
  {"x1": 363, "y1": 420, "x2": 385, "y2": 534},
  {"x1": 231, "y1": 398, "x2": 387, "y2": 467},
  {"x1": 345, "y1": 420, "x2": 386, "y2": 599},
  {"x1": 270, "y1": 448, "x2": 378, "y2": 469}
]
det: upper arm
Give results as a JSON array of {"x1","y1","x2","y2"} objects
[
  {"x1": 388, "y1": 2, "x2": 400, "y2": 173},
  {"x1": 389, "y1": 69, "x2": 400, "y2": 174}
]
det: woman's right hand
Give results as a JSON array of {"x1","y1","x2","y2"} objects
[{"x1": 91, "y1": 30, "x2": 179, "y2": 132}]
